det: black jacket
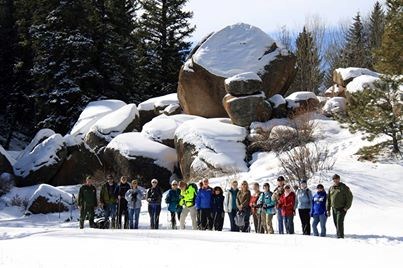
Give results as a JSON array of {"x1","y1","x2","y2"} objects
[{"x1": 147, "y1": 187, "x2": 163, "y2": 204}]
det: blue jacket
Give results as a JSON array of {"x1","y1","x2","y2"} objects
[
  {"x1": 165, "y1": 188, "x2": 182, "y2": 213},
  {"x1": 211, "y1": 194, "x2": 224, "y2": 213},
  {"x1": 257, "y1": 191, "x2": 276, "y2": 215},
  {"x1": 296, "y1": 188, "x2": 313, "y2": 209},
  {"x1": 311, "y1": 191, "x2": 327, "y2": 216},
  {"x1": 195, "y1": 187, "x2": 213, "y2": 209}
]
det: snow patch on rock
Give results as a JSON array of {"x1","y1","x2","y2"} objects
[
  {"x1": 224, "y1": 72, "x2": 262, "y2": 85},
  {"x1": 335, "y1": 67, "x2": 379, "y2": 81},
  {"x1": 138, "y1": 93, "x2": 179, "y2": 112},
  {"x1": 285, "y1": 91, "x2": 318, "y2": 108},
  {"x1": 346, "y1": 75, "x2": 380, "y2": 93}
]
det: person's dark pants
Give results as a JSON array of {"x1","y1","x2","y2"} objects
[
  {"x1": 332, "y1": 208, "x2": 346, "y2": 238},
  {"x1": 298, "y1": 209, "x2": 311, "y2": 235},
  {"x1": 169, "y1": 210, "x2": 181, "y2": 229},
  {"x1": 117, "y1": 199, "x2": 128, "y2": 229},
  {"x1": 148, "y1": 203, "x2": 161, "y2": 229},
  {"x1": 79, "y1": 205, "x2": 95, "y2": 229},
  {"x1": 104, "y1": 203, "x2": 117, "y2": 229},
  {"x1": 228, "y1": 209, "x2": 239, "y2": 232},
  {"x1": 212, "y1": 211, "x2": 224, "y2": 231},
  {"x1": 241, "y1": 210, "x2": 251, "y2": 232},
  {"x1": 199, "y1": 208, "x2": 213, "y2": 230},
  {"x1": 284, "y1": 216, "x2": 294, "y2": 234}
]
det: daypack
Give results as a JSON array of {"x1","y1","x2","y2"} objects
[
  {"x1": 234, "y1": 211, "x2": 245, "y2": 227},
  {"x1": 93, "y1": 217, "x2": 110, "y2": 229}
]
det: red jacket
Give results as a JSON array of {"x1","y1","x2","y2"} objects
[
  {"x1": 278, "y1": 192, "x2": 296, "y2": 217},
  {"x1": 249, "y1": 192, "x2": 260, "y2": 214}
]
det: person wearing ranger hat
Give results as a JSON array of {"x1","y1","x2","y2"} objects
[{"x1": 327, "y1": 174, "x2": 353, "y2": 238}]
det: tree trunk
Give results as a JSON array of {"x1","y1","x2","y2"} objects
[{"x1": 392, "y1": 133, "x2": 400, "y2": 153}]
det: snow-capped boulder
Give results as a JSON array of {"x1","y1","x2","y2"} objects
[
  {"x1": 141, "y1": 114, "x2": 199, "y2": 148},
  {"x1": 324, "y1": 84, "x2": 346, "y2": 98},
  {"x1": 103, "y1": 133, "x2": 177, "y2": 190},
  {"x1": 70, "y1": 99, "x2": 126, "y2": 140},
  {"x1": 224, "y1": 72, "x2": 262, "y2": 96},
  {"x1": 174, "y1": 118, "x2": 248, "y2": 181},
  {"x1": 15, "y1": 129, "x2": 55, "y2": 161},
  {"x1": 268, "y1": 94, "x2": 287, "y2": 118},
  {"x1": 322, "y1": 97, "x2": 347, "y2": 116},
  {"x1": 333, "y1": 67, "x2": 379, "y2": 87},
  {"x1": 84, "y1": 104, "x2": 140, "y2": 151},
  {"x1": 346, "y1": 75, "x2": 380, "y2": 93},
  {"x1": 27, "y1": 184, "x2": 71, "y2": 214},
  {"x1": 178, "y1": 23, "x2": 296, "y2": 118},
  {"x1": 137, "y1": 93, "x2": 182, "y2": 128},
  {"x1": 0, "y1": 145, "x2": 14, "y2": 174},
  {"x1": 223, "y1": 93, "x2": 272, "y2": 127},
  {"x1": 269, "y1": 125, "x2": 297, "y2": 140},
  {"x1": 286, "y1": 91, "x2": 319, "y2": 115},
  {"x1": 14, "y1": 134, "x2": 67, "y2": 187}
]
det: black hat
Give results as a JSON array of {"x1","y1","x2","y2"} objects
[
  {"x1": 300, "y1": 180, "x2": 307, "y2": 184},
  {"x1": 316, "y1": 184, "x2": 324, "y2": 189},
  {"x1": 277, "y1": 176, "x2": 285, "y2": 182}
]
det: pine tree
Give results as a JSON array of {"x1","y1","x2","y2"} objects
[
  {"x1": 374, "y1": 0, "x2": 402, "y2": 74},
  {"x1": 91, "y1": 0, "x2": 141, "y2": 102},
  {"x1": 289, "y1": 26, "x2": 323, "y2": 94},
  {"x1": 138, "y1": 0, "x2": 195, "y2": 98},
  {"x1": 346, "y1": 76, "x2": 402, "y2": 153},
  {"x1": 343, "y1": 13, "x2": 370, "y2": 68},
  {"x1": 30, "y1": 0, "x2": 100, "y2": 133},
  {"x1": 368, "y1": 1, "x2": 385, "y2": 63}
]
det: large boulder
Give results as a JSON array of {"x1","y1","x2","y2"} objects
[
  {"x1": 333, "y1": 67, "x2": 379, "y2": 87},
  {"x1": 103, "y1": 133, "x2": 177, "y2": 190},
  {"x1": 27, "y1": 184, "x2": 72, "y2": 214},
  {"x1": 345, "y1": 75, "x2": 381, "y2": 104},
  {"x1": 70, "y1": 99, "x2": 127, "y2": 141},
  {"x1": 141, "y1": 114, "x2": 199, "y2": 148},
  {"x1": 174, "y1": 118, "x2": 248, "y2": 181},
  {"x1": 14, "y1": 134, "x2": 67, "y2": 187},
  {"x1": 84, "y1": 104, "x2": 140, "y2": 152},
  {"x1": 178, "y1": 23, "x2": 296, "y2": 118},
  {"x1": 137, "y1": 93, "x2": 182, "y2": 129},
  {"x1": 49, "y1": 137, "x2": 104, "y2": 186},
  {"x1": 285, "y1": 91, "x2": 319, "y2": 116},
  {"x1": 223, "y1": 93, "x2": 272, "y2": 127},
  {"x1": 0, "y1": 145, "x2": 14, "y2": 174}
]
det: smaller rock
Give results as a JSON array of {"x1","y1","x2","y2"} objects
[
  {"x1": 223, "y1": 92, "x2": 272, "y2": 127},
  {"x1": 322, "y1": 97, "x2": 347, "y2": 116},
  {"x1": 27, "y1": 184, "x2": 72, "y2": 214},
  {"x1": 224, "y1": 72, "x2": 262, "y2": 96},
  {"x1": 286, "y1": 91, "x2": 319, "y2": 116},
  {"x1": 268, "y1": 94, "x2": 288, "y2": 118},
  {"x1": 333, "y1": 67, "x2": 379, "y2": 87}
]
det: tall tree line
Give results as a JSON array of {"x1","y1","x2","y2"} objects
[{"x1": 0, "y1": 0, "x2": 194, "y2": 146}]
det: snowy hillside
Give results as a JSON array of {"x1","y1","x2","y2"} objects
[{"x1": 0, "y1": 115, "x2": 402, "y2": 267}]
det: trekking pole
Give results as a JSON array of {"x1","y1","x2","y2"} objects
[{"x1": 58, "y1": 194, "x2": 61, "y2": 220}]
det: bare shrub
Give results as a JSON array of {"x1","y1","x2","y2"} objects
[
  {"x1": 279, "y1": 143, "x2": 335, "y2": 185},
  {"x1": 0, "y1": 174, "x2": 14, "y2": 196},
  {"x1": 10, "y1": 194, "x2": 29, "y2": 210},
  {"x1": 248, "y1": 113, "x2": 316, "y2": 153}
]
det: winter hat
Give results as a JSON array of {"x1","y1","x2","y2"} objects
[
  {"x1": 300, "y1": 180, "x2": 307, "y2": 184},
  {"x1": 151, "y1": 179, "x2": 158, "y2": 184},
  {"x1": 316, "y1": 184, "x2": 324, "y2": 189},
  {"x1": 171, "y1": 180, "x2": 178, "y2": 185}
]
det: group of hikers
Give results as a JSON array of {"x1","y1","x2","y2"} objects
[{"x1": 78, "y1": 173, "x2": 353, "y2": 238}]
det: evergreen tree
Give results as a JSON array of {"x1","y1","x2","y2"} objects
[
  {"x1": 368, "y1": 1, "x2": 385, "y2": 63},
  {"x1": 30, "y1": 0, "x2": 100, "y2": 133},
  {"x1": 346, "y1": 76, "x2": 402, "y2": 153},
  {"x1": 91, "y1": 0, "x2": 141, "y2": 102},
  {"x1": 138, "y1": 0, "x2": 195, "y2": 98},
  {"x1": 374, "y1": 0, "x2": 402, "y2": 74},
  {"x1": 343, "y1": 13, "x2": 370, "y2": 68},
  {"x1": 289, "y1": 26, "x2": 323, "y2": 94}
]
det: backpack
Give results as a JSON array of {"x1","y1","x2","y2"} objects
[
  {"x1": 234, "y1": 211, "x2": 245, "y2": 227},
  {"x1": 93, "y1": 217, "x2": 110, "y2": 229}
]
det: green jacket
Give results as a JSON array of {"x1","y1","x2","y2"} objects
[
  {"x1": 327, "y1": 182, "x2": 353, "y2": 211},
  {"x1": 179, "y1": 184, "x2": 197, "y2": 208},
  {"x1": 100, "y1": 182, "x2": 117, "y2": 205},
  {"x1": 78, "y1": 184, "x2": 97, "y2": 207}
]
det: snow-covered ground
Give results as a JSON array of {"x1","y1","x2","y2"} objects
[{"x1": 1, "y1": 115, "x2": 402, "y2": 267}]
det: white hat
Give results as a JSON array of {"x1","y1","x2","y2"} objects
[
  {"x1": 171, "y1": 180, "x2": 178, "y2": 185},
  {"x1": 151, "y1": 179, "x2": 158, "y2": 184}
]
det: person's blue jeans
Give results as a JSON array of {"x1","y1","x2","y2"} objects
[
  {"x1": 104, "y1": 203, "x2": 117, "y2": 219},
  {"x1": 284, "y1": 216, "x2": 294, "y2": 234},
  {"x1": 312, "y1": 214, "x2": 327, "y2": 237},
  {"x1": 228, "y1": 209, "x2": 239, "y2": 232},
  {"x1": 128, "y1": 208, "x2": 141, "y2": 229},
  {"x1": 148, "y1": 203, "x2": 161, "y2": 229},
  {"x1": 277, "y1": 208, "x2": 284, "y2": 234}
]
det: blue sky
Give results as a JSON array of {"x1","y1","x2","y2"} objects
[{"x1": 185, "y1": 0, "x2": 385, "y2": 41}]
